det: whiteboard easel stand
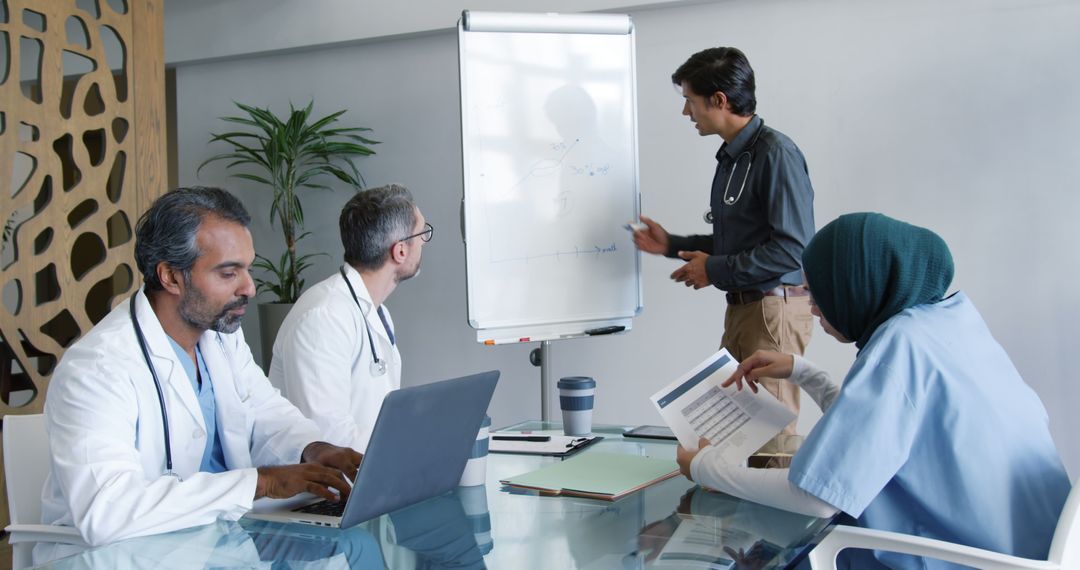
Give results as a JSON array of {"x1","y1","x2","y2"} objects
[
  {"x1": 460, "y1": 9, "x2": 642, "y2": 424},
  {"x1": 529, "y1": 341, "x2": 554, "y2": 422}
]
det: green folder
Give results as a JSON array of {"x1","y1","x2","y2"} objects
[{"x1": 501, "y1": 452, "x2": 680, "y2": 501}]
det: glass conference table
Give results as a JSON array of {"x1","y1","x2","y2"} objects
[{"x1": 35, "y1": 422, "x2": 834, "y2": 569}]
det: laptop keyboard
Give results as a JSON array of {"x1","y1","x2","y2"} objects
[{"x1": 293, "y1": 500, "x2": 346, "y2": 516}]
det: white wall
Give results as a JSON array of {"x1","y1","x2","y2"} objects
[
  {"x1": 175, "y1": 0, "x2": 1080, "y2": 475},
  {"x1": 163, "y1": 0, "x2": 690, "y2": 65}
]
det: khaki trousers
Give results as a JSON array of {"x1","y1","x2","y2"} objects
[{"x1": 721, "y1": 294, "x2": 814, "y2": 463}]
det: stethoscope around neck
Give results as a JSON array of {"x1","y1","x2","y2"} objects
[
  {"x1": 340, "y1": 266, "x2": 394, "y2": 376},
  {"x1": 129, "y1": 266, "x2": 394, "y2": 478},
  {"x1": 130, "y1": 294, "x2": 182, "y2": 480},
  {"x1": 704, "y1": 121, "x2": 764, "y2": 224}
]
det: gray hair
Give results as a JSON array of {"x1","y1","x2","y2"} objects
[
  {"x1": 135, "y1": 186, "x2": 251, "y2": 292},
  {"x1": 340, "y1": 184, "x2": 417, "y2": 270}
]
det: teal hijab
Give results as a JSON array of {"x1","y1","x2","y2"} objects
[{"x1": 802, "y1": 213, "x2": 954, "y2": 350}]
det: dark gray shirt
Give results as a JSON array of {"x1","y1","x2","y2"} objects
[{"x1": 667, "y1": 115, "x2": 815, "y2": 292}]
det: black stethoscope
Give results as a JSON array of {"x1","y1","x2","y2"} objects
[
  {"x1": 339, "y1": 266, "x2": 395, "y2": 376},
  {"x1": 704, "y1": 122, "x2": 764, "y2": 223},
  {"x1": 130, "y1": 294, "x2": 181, "y2": 479}
]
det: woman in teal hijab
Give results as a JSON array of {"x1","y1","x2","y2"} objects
[
  {"x1": 801, "y1": 212, "x2": 954, "y2": 350},
  {"x1": 677, "y1": 213, "x2": 1070, "y2": 569}
]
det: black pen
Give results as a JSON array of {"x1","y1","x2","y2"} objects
[{"x1": 492, "y1": 435, "x2": 551, "y2": 442}]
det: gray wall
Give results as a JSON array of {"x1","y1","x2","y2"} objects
[
  {"x1": 164, "y1": 0, "x2": 687, "y2": 65},
  {"x1": 175, "y1": 0, "x2": 1080, "y2": 475}
]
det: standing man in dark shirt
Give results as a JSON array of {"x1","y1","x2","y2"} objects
[{"x1": 634, "y1": 47, "x2": 816, "y2": 460}]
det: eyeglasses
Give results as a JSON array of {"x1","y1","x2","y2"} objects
[{"x1": 400, "y1": 222, "x2": 433, "y2": 243}]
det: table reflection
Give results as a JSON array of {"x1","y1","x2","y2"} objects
[
  {"x1": 35, "y1": 423, "x2": 832, "y2": 570},
  {"x1": 382, "y1": 488, "x2": 487, "y2": 569},
  {"x1": 36, "y1": 516, "x2": 383, "y2": 569},
  {"x1": 637, "y1": 486, "x2": 826, "y2": 569}
]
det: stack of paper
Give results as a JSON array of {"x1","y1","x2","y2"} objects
[{"x1": 500, "y1": 452, "x2": 679, "y2": 501}]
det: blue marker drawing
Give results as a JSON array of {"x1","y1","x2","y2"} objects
[
  {"x1": 507, "y1": 138, "x2": 580, "y2": 190},
  {"x1": 570, "y1": 163, "x2": 611, "y2": 177},
  {"x1": 491, "y1": 243, "x2": 618, "y2": 264}
]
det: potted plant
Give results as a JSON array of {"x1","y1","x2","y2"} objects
[{"x1": 199, "y1": 101, "x2": 378, "y2": 368}]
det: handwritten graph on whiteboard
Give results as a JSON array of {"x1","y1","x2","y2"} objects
[{"x1": 460, "y1": 26, "x2": 642, "y2": 332}]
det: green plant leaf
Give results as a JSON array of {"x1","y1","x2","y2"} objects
[
  {"x1": 199, "y1": 99, "x2": 379, "y2": 301},
  {"x1": 231, "y1": 173, "x2": 274, "y2": 186}
]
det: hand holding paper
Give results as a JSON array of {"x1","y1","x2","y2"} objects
[
  {"x1": 650, "y1": 349, "x2": 795, "y2": 464},
  {"x1": 722, "y1": 350, "x2": 795, "y2": 394}
]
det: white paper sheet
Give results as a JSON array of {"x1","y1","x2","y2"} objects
[{"x1": 649, "y1": 349, "x2": 795, "y2": 461}]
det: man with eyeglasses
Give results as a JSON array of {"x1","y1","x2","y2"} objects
[{"x1": 270, "y1": 184, "x2": 431, "y2": 451}]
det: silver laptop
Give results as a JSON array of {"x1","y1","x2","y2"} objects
[{"x1": 248, "y1": 370, "x2": 499, "y2": 528}]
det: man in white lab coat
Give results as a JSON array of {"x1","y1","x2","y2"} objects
[
  {"x1": 269, "y1": 184, "x2": 430, "y2": 451},
  {"x1": 37, "y1": 187, "x2": 362, "y2": 564}
]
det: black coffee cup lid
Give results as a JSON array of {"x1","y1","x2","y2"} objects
[{"x1": 558, "y1": 376, "x2": 596, "y2": 389}]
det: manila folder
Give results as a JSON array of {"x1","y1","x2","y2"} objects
[{"x1": 501, "y1": 452, "x2": 679, "y2": 501}]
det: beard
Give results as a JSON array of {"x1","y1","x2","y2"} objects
[{"x1": 178, "y1": 284, "x2": 249, "y2": 334}]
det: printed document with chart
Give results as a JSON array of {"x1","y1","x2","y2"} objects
[{"x1": 649, "y1": 349, "x2": 795, "y2": 461}]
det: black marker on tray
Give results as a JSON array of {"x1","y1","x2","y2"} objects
[{"x1": 585, "y1": 325, "x2": 626, "y2": 336}]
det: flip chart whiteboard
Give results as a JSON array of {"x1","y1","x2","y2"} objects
[{"x1": 458, "y1": 11, "x2": 643, "y2": 343}]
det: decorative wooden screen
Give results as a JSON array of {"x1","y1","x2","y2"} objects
[{"x1": 0, "y1": 0, "x2": 164, "y2": 416}]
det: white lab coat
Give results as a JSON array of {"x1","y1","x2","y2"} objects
[
  {"x1": 269, "y1": 265, "x2": 401, "y2": 452},
  {"x1": 36, "y1": 290, "x2": 322, "y2": 563}
]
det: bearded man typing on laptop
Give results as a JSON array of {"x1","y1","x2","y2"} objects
[{"x1": 36, "y1": 187, "x2": 361, "y2": 564}]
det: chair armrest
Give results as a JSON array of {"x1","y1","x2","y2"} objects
[
  {"x1": 809, "y1": 525, "x2": 1057, "y2": 570},
  {"x1": 5, "y1": 523, "x2": 90, "y2": 547}
]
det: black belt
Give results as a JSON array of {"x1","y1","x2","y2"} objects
[{"x1": 726, "y1": 285, "x2": 810, "y2": 306}]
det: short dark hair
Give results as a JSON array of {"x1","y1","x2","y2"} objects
[
  {"x1": 340, "y1": 184, "x2": 417, "y2": 271},
  {"x1": 672, "y1": 47, "x2": 757, "y2": 116},
  {"x1": 134, "y1": 186, "x2": 251, "y2": 292}
]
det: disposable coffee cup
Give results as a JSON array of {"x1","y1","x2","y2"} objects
[
  {"x1": 459, "y1": 415, "x2": 491, "y2": 487},
  {"x1": 558, "y1": 376, "x2": 596, "y2": 436}
]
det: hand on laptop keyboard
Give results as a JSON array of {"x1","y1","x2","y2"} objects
[
  {"x1": 255, "y1": 463, "x2": 352, "y2": 503},
  {"x1": 302, "y1": 441, "x2": 364, "y2": 481}
]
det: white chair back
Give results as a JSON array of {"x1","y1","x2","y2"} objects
[
  {"x1": 4, "y1": 413, "x2": 50, "y2": 568},
  {"x1": 1047, "y1": 478, "x2": 1080, "y2": 566},
  {"x1": 4, "y1": 413, "x2": 49, "y2": 525},
  {"x1": 810, "y1": 477, "x2": 1080, "y2": 570}
]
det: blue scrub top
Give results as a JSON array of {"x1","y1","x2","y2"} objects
[
  {"x1": 789, "y1": 292, "x2": 1070, "y2": 569},
  {"x1": 167, "y1": 338, "x2": 229, "y2": 473}
]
